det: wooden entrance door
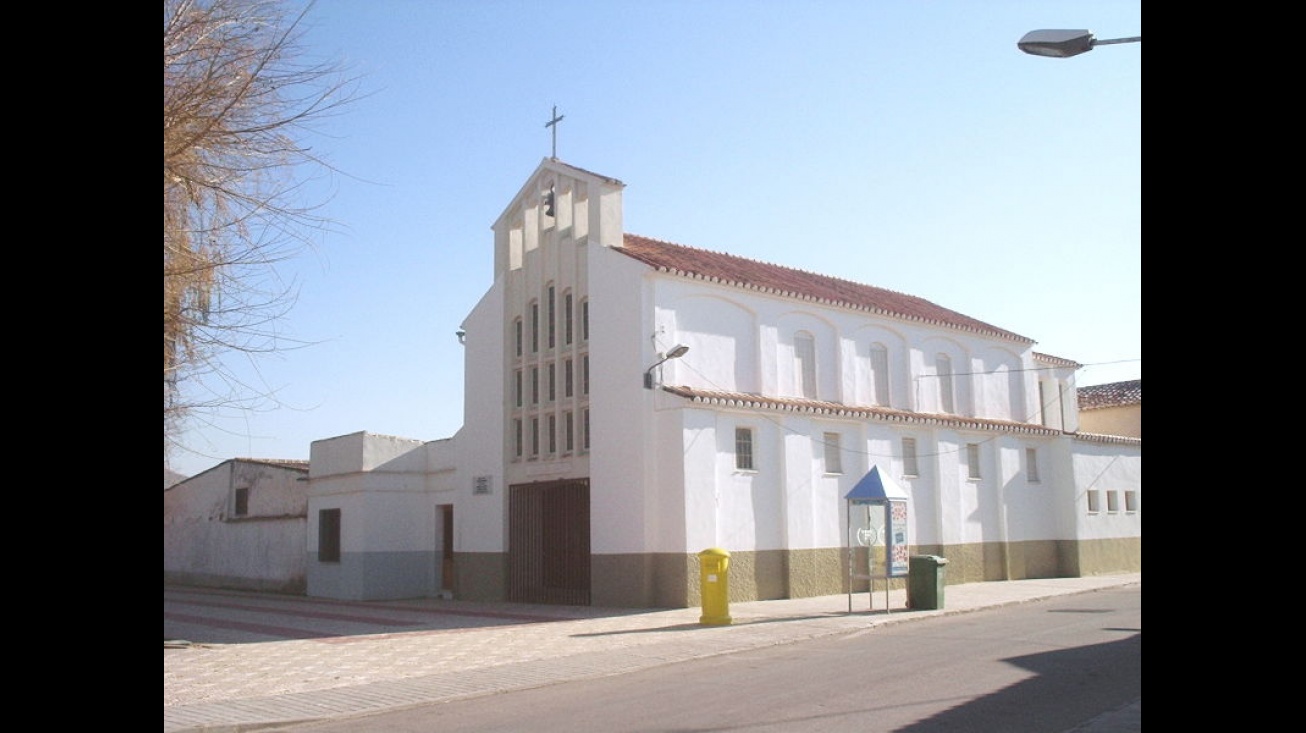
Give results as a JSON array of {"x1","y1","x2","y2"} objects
[{"x1": 508, "y1": 479, "x2": 590, "y2": 605}]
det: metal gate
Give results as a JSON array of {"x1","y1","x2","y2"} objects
[{"x1": 508, "y1": 479, "x2": 591, "y2": 605}]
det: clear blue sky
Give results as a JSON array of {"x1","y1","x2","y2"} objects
[{"x1": 169, "y1": 0, "x2": 1141, "y2": 478}]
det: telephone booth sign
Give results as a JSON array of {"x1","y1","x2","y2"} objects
[{"x1": 844, "y1": 465, "x2": 910, "y2": 612}]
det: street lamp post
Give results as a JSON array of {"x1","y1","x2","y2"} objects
[
  {"x1": 1018, "y1": 29, "x2": 1140, "y2": 58},
  {"x1": 644, "y1": 345, "x2": 689, "y2": 389}
]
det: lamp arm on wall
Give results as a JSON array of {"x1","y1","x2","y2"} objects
[{"x1": 643, "y1": 345, "x2": 689, "y2": 389}]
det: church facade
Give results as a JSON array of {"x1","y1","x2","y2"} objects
[{"x1": 302, "y1": 158, "x2": 1141, "y2": 607}]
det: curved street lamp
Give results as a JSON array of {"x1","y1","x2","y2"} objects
[
  {"x1": 1018, "y1": 29, "x2": 1140, "y2": 58},
  {"x1": 644, "y1": 345, "x2": 689, "y2": 389}
]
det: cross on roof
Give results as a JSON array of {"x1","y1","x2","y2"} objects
[{"x1": 545, "y1": 105, "x2": 564, "y2": 159}]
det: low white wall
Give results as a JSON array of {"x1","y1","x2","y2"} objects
[{"x1": 163, "y1": 460, "x2": 309, "y2": 593}]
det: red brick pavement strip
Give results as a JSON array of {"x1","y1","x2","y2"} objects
[
  {"x1": 164, "y1": 591, "x2": 569, "y2": 642},
  {"x1": 164, "y1": 574, "x2": 1141, "y2": 733},
  {"x1": 167, "y1": 597, "x2": 431, "y2": 626},
  {"x1": 164, "y1": 588, "x2": 592, "y2": 646},
  {"x1": 165, "y1": 612, "x2": 345, "y2": 640},
  {"x1": 167, "y1": 586, "x2": 578, "y2": 623}
]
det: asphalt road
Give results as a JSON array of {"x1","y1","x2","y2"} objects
[{"x1": 264, "y1": 585, "x2": 1141, "y2": 732}]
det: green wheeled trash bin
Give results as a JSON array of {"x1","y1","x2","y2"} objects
[{"x1": 908, "y1": 555, "x2": 948, "y2": 610}]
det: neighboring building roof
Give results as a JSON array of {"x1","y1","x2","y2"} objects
[
  {"x1": 615, "y1": 234, "x2": 1034, "y2": 344},
  {"x1": 1074, "y1": 432, "x2": 1141, "y2": 446},
  {"x1": 166, "y1": 458, "x2": 310, "y2": 490},
  {"x1": 234, "y1": 458, "x2": 311, "y2": 472},
  {"x1": 1077, "y1": 379, "x2": 1142, "y2": 411},
  {"x1": 164, "y1": 468, "x2": 187, "y2": 489}
]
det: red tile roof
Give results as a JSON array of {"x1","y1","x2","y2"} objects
[
  {"x1": 1077, "y1": 380, "x2": 1141, "y2": 410},
  {"x1": 662, "y1": 386, "x2": 1060, "y2": 436},
  {"x1": 615, "y1": 234, "x2": 1033, "y2": 343},
  {"x1": 1033, "y1": 352, "x2": 1082, "y2": 369}
]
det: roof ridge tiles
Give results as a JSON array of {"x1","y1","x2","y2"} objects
[{"x1": 617, "y1": 233, "x2": 1033, "y2": 344}]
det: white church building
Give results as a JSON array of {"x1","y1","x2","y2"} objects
[{"x1": 285, "y1": 157, "x2": 1140, "y2": 608}]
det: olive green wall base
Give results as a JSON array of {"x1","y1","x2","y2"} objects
[
  {"x1": 448, "y1": 538, "x2": 1140, "y2": 608},
  {"x1": 452, "y1": 552, "x2": 507, "y2": 602},
  {"x1": 1066, "y1": 537, "x2": 1142, "y2": 576},
  {"x1": 590, "y1": 537, "x2": 1140, "y2": 609},
  {"x1": 591, "y1": 553, "x2": 690, "y2": 608},
  {"x1": 165, "y1": 571, "x2": 305, "y2": 595},
  {"x1": 932, "y1": 542, "x2": 1038, "y2": 584}
]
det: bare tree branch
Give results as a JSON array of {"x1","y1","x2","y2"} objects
[{"x1": 164, "y1": 0, "x2": 359, "y2": 467}]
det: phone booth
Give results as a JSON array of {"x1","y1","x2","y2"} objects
[{"x1": 844, "y1": 465, "x2": 910, "y2": 613}]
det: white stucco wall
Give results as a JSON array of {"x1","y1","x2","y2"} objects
[
  {"x1": 588, "y1": 240, "x2": 656, "y2": 555},
  {"x1": 648, "y1": 276, "x2": 1050, "y2": 427},
  {"x1": 1070, "y1": 439, "x2": 1142, "y2": 541},
  {"x1": 993, "y1": 435, "x2": 1061, "y2": 542},
  {"x1": 597, "y1": 256, "x2": 1124, "y2": 563},
  {"x1": 306, "y1": 431, "x2": 453, "y2": 599},
  {"x1": 459, "y1": 278, "x2": 509, "y2": 555},
  {"x1": 163, "y1": 459, "x2": 308, "y2": 592}
]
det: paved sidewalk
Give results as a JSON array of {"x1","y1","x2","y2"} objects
[{"x1": 165, "y1": 573, "x2": 1140, "y2": 732}]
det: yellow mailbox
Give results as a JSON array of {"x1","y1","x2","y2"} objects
[{"x1": 697, "y1": 547, "x2": 732, "y2": 625}]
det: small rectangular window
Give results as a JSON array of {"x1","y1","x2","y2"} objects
[
  {"x1": 736, "y1": 427, "x2": 755, "y2": 470},
  {"x1": 966, "y1": 443, "x2": 981, "y2": 479},
  {"x1": 582, "y1": 300, "x2": 589, "y2": 341},
  {"x1": 547, "y1": 363, "x2": 556, "y2": 402},
  {"x1": 902, "y1": 437, "x2": 919, "y2": 477},
  {"x1": 564, "y1": 359, "x2": 574, "y2": 398},
  {"x1": 1087, "y1": 490, "x2": 1101, "y2": 513},
  {"x1": 564, "y1": 411, "x2": 574, "y2": 452},
  {"x1": 515, "y1": 319, "x2": 522, "y2": 358},
  {"x1": 514, "y1": 419, "x2": 522, "y2": 458},
  {"x1": 1026, "y1": 447, "x2": 1040, "y2": 483},
  {"x1": 531, "y1": 367, "x2": 539, "y2": 405},
  {"x1": 514, "y1": 370, "x2": 523, "y2": 408},
  {"x1": 233, "y1": 487, "x2": 249, "y2": 517},
  {"x1": 1125, "y1": 490, "x2": 1138, "y2": 512},
  {"x1": 531, "y1": 418, "x2": 540, "y2": 457},
  {"x1": 823, "y1": 432, "x2": 842, "y2": 474},
  {"x1": 1107, "y1": 490, "x2": 1120, "y2": 513},
  {"x1": 319, "y1": 509, "x2": 341, "y2": 563},
  {"x1": 548, "y1": 414, "x2": 556, "y2": 454},
  {"x1": 582, "y1": 354, "x2": 590, "y2": 395}
]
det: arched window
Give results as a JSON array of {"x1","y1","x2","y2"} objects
[
  {"x1": 530, "y1": 300, "x2": 540, "y2": 353},
  {"x1": 546, "y1": 284, "x2": 556, "y2": 349},
  {"x1": 869, "y1": 343, "x2": 890, "y2": 406},
  {"x1": 795, "y1": 331, "x2": 816, "y2": 398},
  {"x1": 937, "y1": 354, "x2": 955, "y2": 414},
  {"x1": 563, "y1": 289, "x2": 574, "y2": 345}
]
